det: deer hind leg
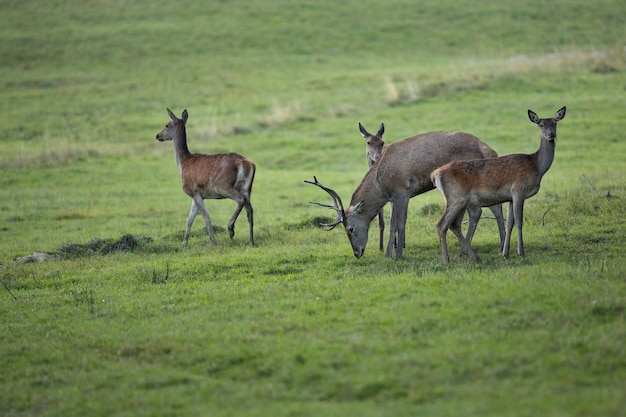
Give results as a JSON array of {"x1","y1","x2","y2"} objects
[
  {"x1": 192, "y1": 195, "x2": 216, "y2": 245},
  {"x1": 488, "y1": 203, "x2": 506, "y2": 253},
  {"x1": 451, "y1": 211, "x2": 480, "y2": 262},
  {"x1": 463, "y1": 205, "x2": 482, "y2": 255},
  {"x1": 435, "y1": 212, "x2": 452, "y2": 264},
  {"x1": 227, "y1": 201, "x2": 244, "y2": 240},
  {"x1": 226, "y1": 193, "x2": 254, "y2": 246},
  {"x1": 227, "y1": 168, "x2": 255, "y2": 246},
  {"x1": 244, "y1": 198, "x2": 254, "y2": 246},
  {"x1": 436, "y1": 201, "x2": 468, "y2": 263}
]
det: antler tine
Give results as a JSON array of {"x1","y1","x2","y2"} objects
[
  {"x1": 304, "y1": 176, "x2": 345, "y2": 211},
  {"x1": 304, "y1": 176, "x2": 345, "y2": 230}
]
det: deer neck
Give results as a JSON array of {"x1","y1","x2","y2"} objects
[
  {"x1": 535, "y1": 137, "x2": 556, "y2": 178},
  {"x1": 172, "y1": 125, "x2": 191, "y2": 172},
  {"x1": 350, "y1": 170, "x2": 387, "y2": 220}
]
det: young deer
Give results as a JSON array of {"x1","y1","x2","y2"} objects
[
  {"x1": 431, "y1": 106, "x2": 566, "y2": 263},
  {"x1": 156, "y1": 108, "x2": 255, "y2": 246},
  {"x1": 306, "y1": 130, "x2": 506, "y2": 260},
  {"x1": 358, "y1": 122, "x2": 386, "y2": 251}
]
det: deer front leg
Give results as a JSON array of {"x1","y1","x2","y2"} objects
[
  {"x1": 502, "y1": 202, "x2": 515, "y2": 260},
  {"x1": 385, "y1": 204, "x2": 397, "y2": 258},
  {"x1": 512, "y1": 198, "x2": 526, "y2": 258},
  {"x1": 183, "y1": 201, "x2": 199, "y2": 246},
  {"x1": 192, "y1": 195, "x2": 216, "y2": 245},
  {"x1": 393, "y1": 198, "x2": 409, "y2": 260},
  {"x1": 377, "y1": 208, "x2": 385, "y2": 252}
]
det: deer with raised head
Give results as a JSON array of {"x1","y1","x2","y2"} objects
[
  {"x1": 431, "y1": 106, "x2": 566, "y2": 263},
  {"x1": 358, "y1": 122, "x2": 386, "y2": 251},
  {"x1": 156, "y1": 108, "x2": 255, "y2": 246},
  {"x1": 305, "y1": 130, "x2": 506, "y2": 260}
]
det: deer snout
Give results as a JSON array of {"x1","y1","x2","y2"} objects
[
  {"x1": 543, "y1": 130, "x2": 557, "y2": 142},
  {"x1": 353, "y1": 247, "x2": 365, "y2": 258}
]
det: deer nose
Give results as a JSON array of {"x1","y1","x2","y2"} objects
[{"x1": 354, "y1": 247, "x2": 364, "y2": 258}]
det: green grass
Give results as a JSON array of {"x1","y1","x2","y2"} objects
[{"x1": 1, "y1": 0, "x2": 625, "y2": 416}]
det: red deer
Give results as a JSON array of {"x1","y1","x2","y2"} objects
[
  {"x1": 306, "y1": 130, "x2": 505, "y2": 260},
  {"x1": 156, "y1": 108, "x2": 255, "y2": 246},
  {"x1": 358, "y1": 122, "x2": 386, "y2": 252},
  {"x1": 431, "y1": 106, "x2": 566, "y2": 263}
]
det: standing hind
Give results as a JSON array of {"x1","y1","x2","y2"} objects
[{"x1": 156, "y1": 108, "x2": 255, "y2": 246}]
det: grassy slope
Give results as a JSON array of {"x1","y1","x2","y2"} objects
[{"x1": 1, "y1": 1, "x2": 625, "y2": 416}]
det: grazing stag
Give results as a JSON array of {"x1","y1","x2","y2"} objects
[
  {"x1": 358, "y1": 122, "x2": 386, "y2": 251},
  {"x1": 305, "y1": 131, "x2": 506, "y2": 260},
  {"x1": 156, "y1": 108, "x2": 255, "y2": 246},
  {"x1": 431, "y1": 106, "x2": 566, "y2": 263}
]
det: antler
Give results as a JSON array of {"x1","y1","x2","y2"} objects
[{"x1": 304, "y1": 176, "x2": 345, "y2": 230}]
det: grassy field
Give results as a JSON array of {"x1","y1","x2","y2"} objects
[{"x1": 1, "y1": 0, "x2": 625, "y2": 416}]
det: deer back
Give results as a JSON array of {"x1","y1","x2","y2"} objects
[
  {"x1": 433, "y1": 153, "x2": 543, "y2": 207},
  {"x1": 181, "y1": 153, "x2": 255, "y2": 199},
  {"x1": 373, "y1": 131, "x2": 497, "y2": 197}
]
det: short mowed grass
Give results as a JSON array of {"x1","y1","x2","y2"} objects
[{"x1": 1, "y1": 1, "x2": 625, "y2": 416}]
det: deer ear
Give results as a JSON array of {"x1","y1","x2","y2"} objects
[
  {"x1": 528, "y1": 109, "x2": 540, "y2": 124},
  {"x1": 354, "y1": 201, "x2": 365, "y2": 214},
  {"x1": 167, "y1": 108, "x2": 176, "y2": 121},
  {"x1": 376, "y1": 123, "x2": 385, "y2": 138},
  {"x1": 181, "y1": 109, "x2": 189, "y2": 123},
  {"x1": 358, "y1": 122, "x2": 369, "y2": 139},
  {"x1": 554, "y1": 106, "x2": 566, "y2": 122}
]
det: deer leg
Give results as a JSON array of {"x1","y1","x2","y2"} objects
[
  {"x1": 192, "y1": 195, "x2": 216, "y2": 245},
  {"x1": 377, "y1": 208, "x2": 385, "y2": 252},
  {"x1": 245, "y1": 199, "x2": 254, "y2": 246},
  {"x1": 227, "y1": 201, "x2": 245, "y2": 240},
  {"x1": 225, "y1": 192, "x2": 254, "y2": 246},
  {"x1": 437, "y1": 226, "x2": 450, "y2": 264},
  {"x1": 437, "y1": 200, "x2": 470, "y2": 263},
  {"x1": 512, "y1": 198, "x2": 525, "y2": 258},
  {"x1": 436, "y1": 209, "x2": 453, "y2": 264},
  {"x1": 463, "y1": 205, "x2": 482, "y2": 255},
  {"x1": 385, "y1": 204, "x2": 397, "y2": 258},
  {"x1": 502, "y1": 202, "x2": 515, "y2": 260},
  {"x1": 451, "y1": 213, "x2": 480, "y2": 262},
  {"x1": 393, "y1": 198, "x2": 409, "y2": 260},
  {"x1": 488, "y1": 203, "x2": 506, "y2": 253},
  {"x1": 183, "y1": 200, "x2": 199, "y2": 246}
]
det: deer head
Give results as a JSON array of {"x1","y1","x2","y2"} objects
[
  {"x1": 528, "y1": 106, "x2": 566, "y2": 143},
  {"x1": 156, "y1": 108, "x2": 188, "y2": 142},
  {"x1": 305, "y1": 176, "x2": 371, "y2": 258},
  {"x1": 358, "y1": 122, "x2": 385, "y2": 166}
]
